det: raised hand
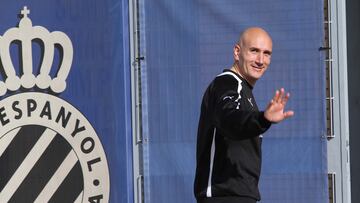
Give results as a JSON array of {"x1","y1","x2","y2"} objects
[{"x1": 264, "y1": 88, "x2": 294, "y2": 123}]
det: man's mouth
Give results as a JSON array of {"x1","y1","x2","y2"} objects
[{"x1": 251, "y1": 65, "x2": 263, "y2": 71}]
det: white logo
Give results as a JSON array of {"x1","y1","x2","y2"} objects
[
  {"x1": 222, "y1": 96, "x2": 234, "y2": 100},
  {"x1": 247, "y1": 98, "x2": 253, "y2": 107},
  {"x1": 0, "y1": 6, "x2": 110, "y2": 203}
]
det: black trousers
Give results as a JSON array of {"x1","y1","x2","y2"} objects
[{"x1": 197, "y1": 196, "x2": 257, "y2": 203}]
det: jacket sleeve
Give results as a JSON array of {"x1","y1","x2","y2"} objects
[{"x1": 212, "y1": 77, "x2": 271, "y2": 139}]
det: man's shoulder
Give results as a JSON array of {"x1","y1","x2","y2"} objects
[
  {"x1": 203, "y1": 71, "x2": 243, "y2": 97},
  {"x1": 212, "y1": 70, "x2": 242, "y2": 87}
]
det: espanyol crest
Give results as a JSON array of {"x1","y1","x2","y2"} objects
[{"x1": 0, "y1": 6, "x2": 110, "y2": 203}]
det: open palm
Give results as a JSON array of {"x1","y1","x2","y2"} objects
[{"x1": 264, "y1": 88, "x2": 294, "y2": 123}]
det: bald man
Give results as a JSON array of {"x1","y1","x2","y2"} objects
[{"x1": 194, "y1": 27, "x2": 294, "y2": 203}]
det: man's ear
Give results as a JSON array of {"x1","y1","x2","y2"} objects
[{"x1": 233, "y1": 44, "x2": 240, "y2": 60}]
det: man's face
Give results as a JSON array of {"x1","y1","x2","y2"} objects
[{"x1": 234, "y1": 32, "x2": 272, "y2": 85}]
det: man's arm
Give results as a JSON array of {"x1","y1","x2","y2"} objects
[
  {"x1": 212, "y1": 78, "x2": 293, "y2": 139},
  {"x1": 212, "y1": 77, "x2": 271, "y2": 139}
]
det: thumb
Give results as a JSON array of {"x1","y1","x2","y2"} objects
[{"x1": 284, "y1": 110, "x2": 294, "y2": 119}]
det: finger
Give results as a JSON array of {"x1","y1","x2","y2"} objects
[
  {"x1": 266, "y1": 99, "x2": 274, "y2": 109},
  {"x1": 282, "y1": 92, "x2": 290, "y2": 105},
  {"x1": 273, "y1": 90, "x2": 280, "y2": 102},
  {"x1": 277, "y1": 88, "x2": 285, "y2": 102}
]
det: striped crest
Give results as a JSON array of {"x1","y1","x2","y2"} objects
[{"x1": 0, "y1": 125, "x2": 84, "y2": 202}]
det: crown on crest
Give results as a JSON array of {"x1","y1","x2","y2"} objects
[{"x1": 0, "y1": 6, "x2": 73, "y2": 96}]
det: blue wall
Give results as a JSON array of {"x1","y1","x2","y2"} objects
[{"x1": 140, "y1": 0, "x2": 328, "y2": 202}]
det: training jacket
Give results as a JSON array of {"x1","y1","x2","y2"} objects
[{"x1": 194, "y1": 69, "x2": 272, "y2": 201}]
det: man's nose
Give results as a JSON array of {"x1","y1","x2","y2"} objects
[{"x1": 255, "y1": 53, "x2": 264, "y2": 65}]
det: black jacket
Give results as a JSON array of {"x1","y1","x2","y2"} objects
[{"x1": 194, "y1": 69, "x2": 271, "y2": 201}]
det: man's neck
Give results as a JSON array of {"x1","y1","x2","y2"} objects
[{"x1": 230, "y1": 64, "x2": 256, "y2": 87}]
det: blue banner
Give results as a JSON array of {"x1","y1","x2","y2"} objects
[{"x1": 0, "y1": 1, "x2": 132, "y2": 203}]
